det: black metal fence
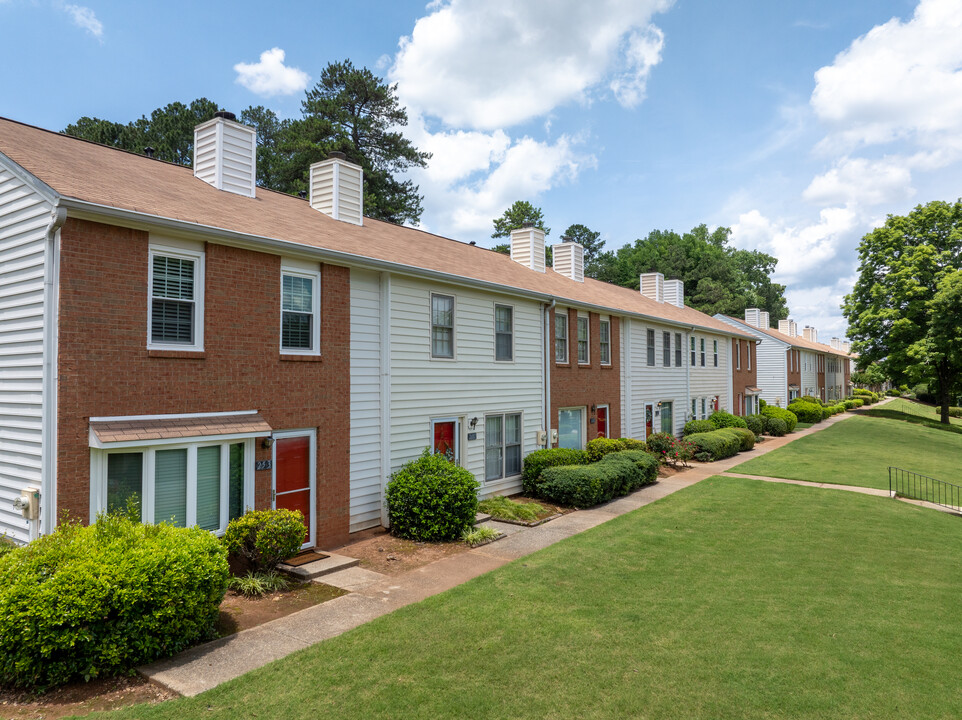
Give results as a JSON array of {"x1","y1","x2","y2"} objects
[{"x1": 889, "y1": 467, "x2": 962, "y2": 512}]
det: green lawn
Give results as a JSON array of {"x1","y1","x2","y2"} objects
[
  {"x1": 864, "y1": 397, "x2": 962, "y2": 430},
  {"x1": 91, "y1": 478, "x2": 962, "y2": 720},
  {"x1": 733, "y1": 410, "x2": 962, "y2": 490}
]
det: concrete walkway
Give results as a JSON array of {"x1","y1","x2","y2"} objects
[{"x1": 140, "y1": 402, "x2": 881, "y2": 697}]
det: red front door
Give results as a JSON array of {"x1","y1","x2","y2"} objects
[
  {"x1": 645, "y1": 404, "x2": 654, "y2": 438},
  {"x1": 597, "y1": 406, "x2": 608, "y2": 438},
  {"x1": 275, "y1": 435, "x2": 312, "y2": 546}
]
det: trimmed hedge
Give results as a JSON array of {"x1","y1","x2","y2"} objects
[
  {"x1": 708, "y1": 410, "x2": 748, "y2": 430},
  {"x1": 949, "y1": 407, "x2": 962, "y2": 418},
  {"x1": 223, "y1": 509, "x2": 306, "y2": 572},
  {"x1": 761, "y1": 405, "x2": 798, "y2": 432},
  {"x1": 729, "y1": 427, "x2": 756, "y2": 451},
  {"x1": 787, "y1": 401, "x2": 823, "y2": 424},
  {"x1": 683, "y1": 419, "x2": 714, "y2": 436},
  {"x1": 616, "y1": 437, "x2": 647, "y2": 450},
  {"x1": 521, "y1": 448, "x2": 589, "y2": 491},
  {"x1": 744, "y1": 414, "x2": 765, "y2": 435},
  {"x1": 535, "y1": 450, "x2": 658, "y2": 508},
  {"x1": 386, "y1": 450, "x2": 479, "y2": 541},
  {"x1": 586, "y1": 437, "x2": 627, "y2": 462},
  {"x1": 685, "y1": 429, "x2": 742, "y2": 461},
  {"x1": 765, "y1": 416, "x2": 788, "y2": 436},
  {"x1": 0, "y1": 514, "x2": 228, "y2": 689}
]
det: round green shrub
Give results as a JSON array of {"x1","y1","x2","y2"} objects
[
  {"x1": 787, "y1": 401, "x2": 823, "y2": 424},
  {"x1": 758, "y1": 398, "x2": 768, "y2": 409},
  {"x1": 522, "y1": 448, "x2": 589, "y2": 492},
  {"x1": 851, "y1": 398, "x2": 864, "y2": 407},
  {"x1": 615, "y1": 437, "x2": 647, "y2": 450},
  {"x1": 728, "y1": 427, "x2": 756, "y2": 451},
  {"x1": 949, "y1": 407, "x2": 962, "y2": 418},
  {"x1": 223, "y1": 509, "x2": 306, "y2": 572},
  {"x1": 683, "y1": 419, "x2": 714, "y2": 436},
  {"x1": 386, "y1": 450, "x2": 479, "y2": 541},
  {"x1": 708, "y1": 410, "x2": 748, "y2": 430},
  {"x1": 761, "y1": 405, "x2": 798, "y2": 432},
  {"x1": 744, "y1": 414, "x2": 765, "y2": 435},
  {"x1": 685, "y1": 429, "x2": 741, "y2": 460},
  {"x1": 645, "y1": 432, "x2": 675, "y2": 457},
  {"x1": 585, "y1": 437, "x2": 626, "y2": 462},
  {"x1": 765, "y1": 416, "x2": 788, "y2": 436},
  {"x1": 0, "y1": 514, "x2": 228, "y2": 689},
  {"x1": 820, "y1": 405, "x2": 832, "y2": 420}
]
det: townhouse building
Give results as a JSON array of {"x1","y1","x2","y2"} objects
[{"x1": 0, "y1": 113, "x2": 751, "y2": 546}]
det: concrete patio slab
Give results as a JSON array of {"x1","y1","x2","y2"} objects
[{"x1": 320, "y1": 566, "x2": 388, "y2": 592}]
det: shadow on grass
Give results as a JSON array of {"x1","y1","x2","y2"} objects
[{"x1": 862, "y1": 408, "x2": 962, "y2": 435}]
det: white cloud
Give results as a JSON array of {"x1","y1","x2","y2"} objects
[
  {"x1": 234, "y1": 48, "x2": 310, "y2": 97},
  {"x1": 62, "y1": 4, "x2": 103, "y2": 40},
  {"x1": 802, "y1": 156, "x2": 914, "y2": 207},
  {"x1": 390, "y1": 0, "x2": 673, "y2": 131}
]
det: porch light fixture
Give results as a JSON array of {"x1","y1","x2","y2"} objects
[
  {"x1": 469, "y1": 417, "x2": 479, "y2": 429},
  {"x1": 261, "y1": 437, "x2": 274, "y2": 449}
]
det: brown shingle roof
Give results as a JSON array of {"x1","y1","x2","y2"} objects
[
  {"x1": 0, "y1": 116, "x2": 752, "y2": 338},
  {"x1": 90, "y1": 412, "x2": 272, "y2": 445},
  {"x1": 721, "y1": 316, "x2": 853, "y2": 358}
]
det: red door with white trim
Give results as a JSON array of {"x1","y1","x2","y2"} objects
[
  {"x1": 274, "y1": 435, "x2": 312, "y2": 546},
  {"x1": 597, "y1": 406, "x2": 608, "y2": 438}
]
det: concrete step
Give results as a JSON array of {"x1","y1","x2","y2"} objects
[{"x1": 279, "y1": 552, "x2": 359, "y2": 581}]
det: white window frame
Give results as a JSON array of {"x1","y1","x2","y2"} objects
[
  {"x1": 713, "y1": 339, "x2": 719, "y2": 367},
  {"x1": 675, "y1": 332, "x2": 682, "y2": 366},
  {"x1": 736, "y1": 339, "x2": 741, "y2": 370},
  {"x1": 484, "y1": 412, "x2": 523, "y2": 482},
  {"x1": 700, "y1": 338, "x2": 706, "y2": 367},
  {"x1": 494, "y1": 303, "x2": 515, "y2": 362},
  {"x1": 279, "y1": 265, "x2": 322, "y2": 355},
  {"x1": 690, "y1": 336, "x2": 696, "y2": 366},
  {"x1": 748, "y1": 341, "x2": 752, "y2": 371},
  {"x1": 599, "y1": 319, "x2": 611, "y2": 366},
  {"x1": 430, "y1": 293, "x2": 456, "y2": 360},
  {"x1": 663, "y1": 331, "x2": 671, "y2": 367},
  {"x1": 558, "y1": 406, "x2": 586, "y2": 450},
  {"x1": 272, "y1": 429, "x2": 317, "y2": 550},
  {"x1": 555, "y1": 311, "x2": 569, "y2": 364},
  {"x1": 147, "y1": 244, "x2": 205, "y2": 352},
  {"x1": 577, "y1": 315, "x2": 590, "y2": 365},
  {"x1": 90, "y1": 438, "x2": 254, "y2": 535},
  {"x1": 596, "y1": 404, "x2": 610, "y2": 438},
  {"x1": 647, "y1": 328, "x2": 656, "y2": 366}
]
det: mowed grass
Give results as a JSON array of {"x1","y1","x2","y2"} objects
[
  {"x1": 92, "y1": 478, "x2": 962, "y2": 720},
  {"x1": 864, "y1": 397, "x2": 962, "y2": 431},
  {"x1": 732, "y1": 410, "x2": 962, "y2": 490}
]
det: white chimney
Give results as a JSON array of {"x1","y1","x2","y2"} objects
[
  {"x1": 759, "y1": 311, "x2": 770, "y2": 329},
  {"x1": 803, "y1": 326, "x2": 817, "y2": 343},
  {"x1": 310, "y1": 152, "x2": 363, "y2": 226},
  {"x1": 842, "y1": 342, "x2": 851, "y2": 354},
  {"x1": 640, "y1": 272, "x2": 664, "y2": 303},
  {"x1": 193, "y1": 112, "x2": 257, "y2": 198},
  {"x1": 778, "y1": 319, "x2": 791, "y2": 336},
  {"x1": 552, "y1": 238, "x2": 584, "y2": 282},
  {"x1": 510, "y1": 225, "x2": 546, "y2": 273},
  {"x1": 745, "y1": 308, "x2": 760, "y2": 328},
  {"x1": 663, "y1": 279, "x2": 684, "y2": 308},
  {"x1": 831, "y1": 337, "x2": 841, "y2": 350},
  {"x1": 790, "y1": 320, "x2": 798, "y2": 337}
]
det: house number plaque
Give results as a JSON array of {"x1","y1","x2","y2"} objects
[{"x1": 255, "y1": 460, "x2": 272, "y2": 471}]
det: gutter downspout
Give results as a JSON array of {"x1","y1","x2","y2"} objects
[
  {"x1": 379, "y1": 272, "x2": 392, "y2": 527},
  {"x1": 543, "y1": 300, "x2": 555, "y2": 448},
  {"x1": 41, "y1": 206, "x2": 67, "y2": 541},
  {"x1": 686, "y1": 327, "x2": 694, "y2": 423}
]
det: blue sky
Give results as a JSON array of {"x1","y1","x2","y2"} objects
[{"x1": 2, "y1": 0, "x2": 958, "y2": 340}]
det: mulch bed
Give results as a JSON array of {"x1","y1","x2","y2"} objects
[
  {"x1": 0, "y1": 675, "x2": 175, "y2": 720},
  {"x1": 216, "y1": 581, "x2": 346, "y2": 636},
  {"x1": 333, "y1": 529, "x2": 470, "y2": 576}
]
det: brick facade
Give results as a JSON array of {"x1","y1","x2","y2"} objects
[
  {"x1": 731, "y1": 337, "x2": 757, "y2": 416},
  {"x1": 56, "y1": 218, "x2": 351, "y2": 548},
  {"x1": 548, "y1": 307, "x2": 621, "y2": 445},
  {"x1": 786, "y1": 349, "x2": 801, "y2": 401}
]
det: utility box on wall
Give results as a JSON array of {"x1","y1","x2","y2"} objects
[{"x1": 12, "y1": 487, "x2": 39, "y2": 521}]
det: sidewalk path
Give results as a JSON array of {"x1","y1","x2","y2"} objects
[{"x1": 141, "y1": 402, "x2": 880, "y2": 696}]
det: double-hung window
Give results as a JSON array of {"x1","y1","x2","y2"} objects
[
  {"x1": 662, "y1": 331, "x2": 671, "y2": 366},
  {"x1": 485, "y1": 413, "x2": 522, "y2": 481},
  {"x1": 690, "y1": 336, "x2": 696, "y2": 366},
  {"x1": 599, "y1": 320, "x2": 611, "y2": 365},
  {"x1": 102, "y1": 440, "x2": 248, "y2": 533},
  {"x1": 280, "y1": 266, "x2": 321, "y2": 354},
  {"x1": 647, "y1": 329, "x2": 655, "y2": 366},
  {"x1": 700, "y1": 397, "x2": 707, "y2": 420},
  {"x1": 736, "y1": 340, "x2": 741, "y2": 370},
  {"x1": 149, "y1": 245, "x2": 204, "y2": 351},
  {"x1": 675, "y1": 333, "x2": 682, "y2": 366},
  {"x1": 700, "y1": 338, "x2": 706, "y2": 366},
  {"x1": 495, "y1": 305, "x2": 513, "y2": 361},
  {"x1": 577, "y1": 316, "x2": 590, "y2": 364},
  {"x1": 748, "y1": 342, "x2": 752, "y2": 371},
  {"x1": 713, "y1": 340, "x2": 718, "y2": 367},
  {"x1": 555, "y1": 312, "x2": 568, "y2": 363},
  {"x1": 431, "y1": 294, "x2": 455, "y2": 359}
]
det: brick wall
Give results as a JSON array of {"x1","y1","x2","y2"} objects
[
  {"x1": 731, "y1": 337, "x2": 757, "y2": 415},
  {"x1": 787, "y1": 349, "x2": 801, "y2": 398},
  {"x1": 549, "y1": 308, "x2": 621, "y2": 444},
  {"x1": 57, "y1": 218, "x2": 351, "y2": 548}
]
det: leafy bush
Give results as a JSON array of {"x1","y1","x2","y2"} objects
[
  {"x1": 759, "y1": 398, "x2": 768, "y2": 409},
  {"x1": 851, "y1": 398, "x2": 864, "y2": 408},
  {"x1": 645, "y1": 432, "x2": 675, "y2": 456},
  {"x1": 683, "y1": 419, "x2": 714, "y2": 436},
  {"x1": 462, "y1": 526, "x2": 500, "y2": 546},
  {"x1": 615, "y1": 437, "x2": 647, "y2": 450},
  {"x1": 949, "y1": 407, "x2": 962, "y2": 418},
  {"x1": 761, "y1": 405, "x2": 798, "y2": 432},
  {"x1": 843, "y1": 399, "x2": 857, "y2": 410},
  {"x1": 765, "y1": 416, "x2": 788, "y2": 436},
  {"x1": 521, "y1": 448, "x2": 589, "y2": 492},
  {"x1": 685, "y1": 429, "x2": 742, "y2": 461},
  {"x1": 0, "y1": 513, "x2": 228, "y2": 689},
  {"x1": 535, "y1": 451, "x2": 658, "y2": 508},
  {"x1": 744, "y1": 414, "x2": 765, "y2": 435},
  {"x1": 223, "y1": 509, "x2": 306, "y2": 572},
  {"x1": 708, "y1": 410, "x2": 748, "y2": 429},
  {"x1": 586, "y1": 437, "x2": 626, "y2": 462},
  {"x1": 820, "y1": 406, "x2": 832, "y2": 420},
  {"x1": 787, "y1": 401, "x2": 824, "y2": 424},
  {"x1": 887, "y1": 389, "x2": 901, "y2": 397},
  {"x1": 386, "y1": 450, "x2": 479, "y2": 541},
  {"x1": 647, "y1": 435, "x2": 697, "y2": 468},
  {"x1": 728, "y1": 427, "x2": 756, "y2": 451},
  {"x1": 228, "y1": 570, "x2": 289, "y2": 598},
  {"x1": 853, "y1": 389, "x2": 877, "y2": 404},
  {"x1": 799, "y1": 395, "x2": 822, "y2": 406}
]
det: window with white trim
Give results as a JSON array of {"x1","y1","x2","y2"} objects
[
  {"x1": 431, "y1": 294, "x2": 455, "y2": 358},
  {"x1": 599, "y1": 320, "x2": 611, "y2": 365},
  {"x1": 700, "y1": 397, "x2": 707, "y2": 420},
  {"x1": 647, "y1": 329, "x2": 655, "y2": 366},
  {"x1": 280, "y1": 267, "x2": 321, "y2": 354},
  {"x1": 555, "y1": 312, "x2": 568, "y2": 363},
  {"x1": 736, "y1": 340, "x2": 741, "y2": 370},
  {"x1": 690, "y1": 336, "x2": 696, "y2": 366},
  {"x1": 485, "y1": 413, "x2": 522, "y2": 481},
  {"x1": 577, "y1": 316, "x2": 590, "y2": 364},
  {"x1": 149, "y1": 246, "x2": 204, "y2": 351},
  {"x1": 495, "y1": 304, "x2": 513, "y2": 361},
  {"x1": 675, "y1": 332, "x2": 682, "y2": 366},
  {"x1": 748, "y1": 342, "x2": 752, "y2": 371},
  {"x1": 99, "y1": 440, "x2": 249, "y2": 534},
  {"x1": 700, "y1": 338, "x2": 706, "y2": 367},
  {"x1": 662, "y1": 331, "x2": 671, "y2": 366},
  {"x1": 713, "y1": 339, "x2": 718, "y2": 367}
]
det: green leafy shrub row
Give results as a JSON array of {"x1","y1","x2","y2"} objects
[
  {"x1": 683, "y1": 419, "x2": 714, "y2": 436},
  {"x1": 522, "y1": 448, "x2": 589, "y2": 490},
  {"x1": 585, "y1": 436, "x2": 647, "y2": 462},
  {"x1": 708, "y1": 410, "x2": 748, "y2": 430},
  {"x1": 950, "y1": 407, "x2": 962, "y2": 418},
  {"x1": 0, "y1": 513, "x2": 228, "y2": 689},
  {"x1": 533, "y1": 451, "x2": 658, "y2": 508},
  {"x1": 685, "y1": 429, "x2": 743, "y2": 461},
  {"x1": 744, "y1": 414, "x2": 765, "y2": 435},
  {"x1": 761, "y1": 405, "x2": 798, "y2": 432},
  {"x1": 223, "y1": 509, "x2": 306, "y2": 572},
  {"x1": 729, "y1": 427, "x2": 756, "y2": 451},
  {"x1": 787, "y1": 401, "x2": 824, "y2": 424},
  {"x1": 386, "y1": 450, "x2": 479, "y2": 541}
]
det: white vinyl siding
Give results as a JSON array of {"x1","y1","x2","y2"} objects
[
  {"x1": 624, "y1": 320, "x2": 689, "y2": 439},
  {"x1": 714, "y1": 315, "x2": 791, "y2": 407},
  {"x1": 0, "y1": 165, "x2": 52, "y2": 543},
  {"x1": 690, "y1": 331, "x2": 731, "y2": 416}
]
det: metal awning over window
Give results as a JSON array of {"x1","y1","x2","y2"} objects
[
  {"x1": 89, "y1": 411, "x2": 272, "y2": 449},
  {"x1": 788, "y1": 384, "x2": 800, "y2": 390}
]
